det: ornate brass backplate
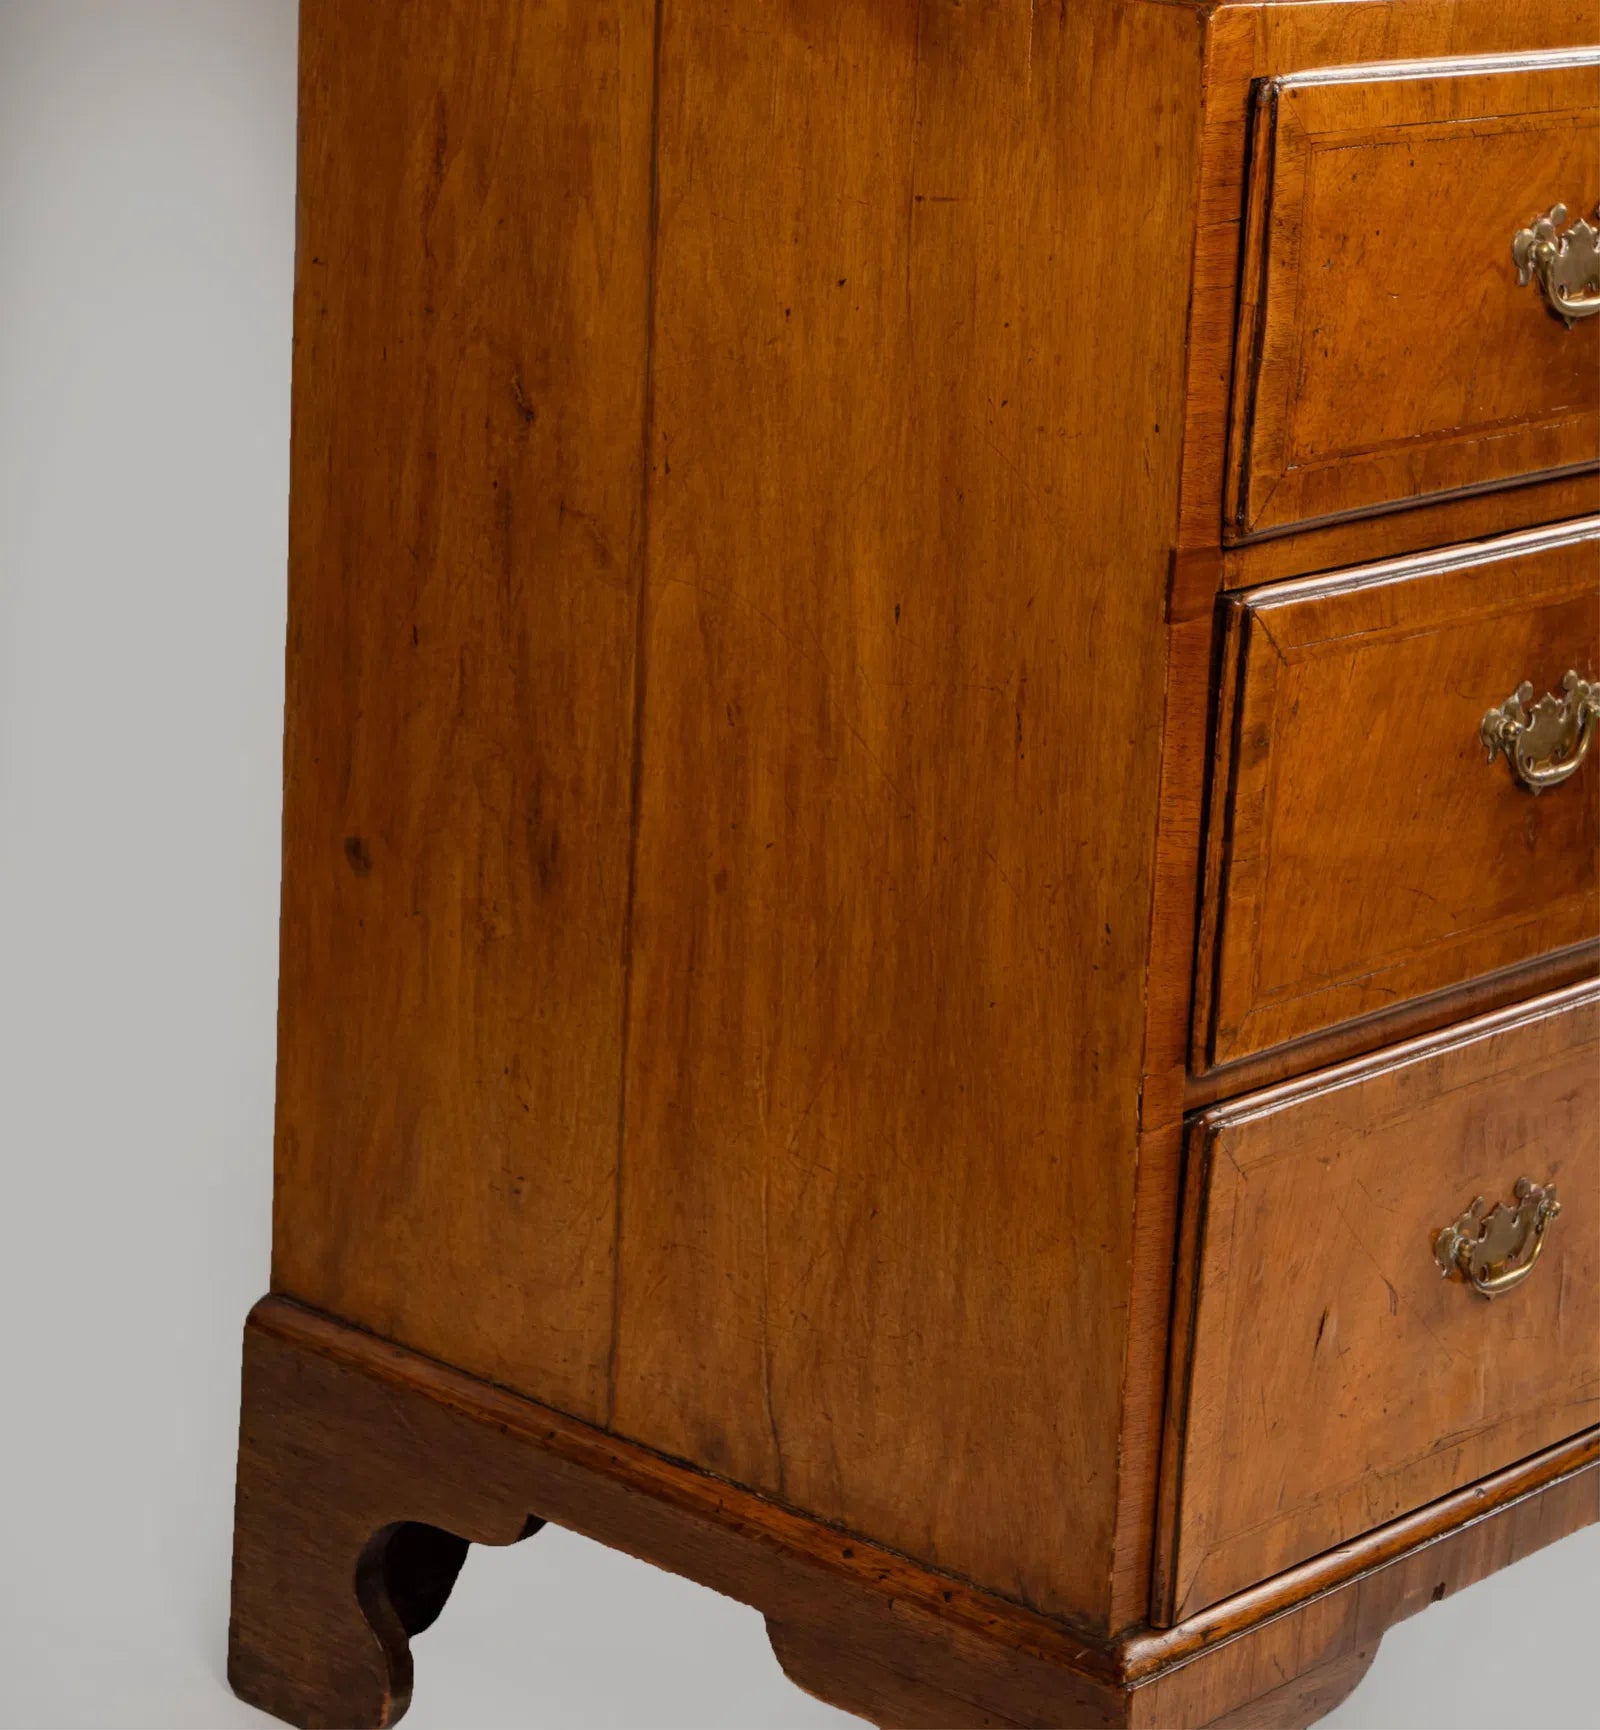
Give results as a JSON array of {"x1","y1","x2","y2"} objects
[
  {"x1": 1434, "y1": 1178, "x2": 1562, "y2": 1299},
  {"x1": 1512, "y1": 204, "x2": 1600, "y2": 325},
  {"x1": 1480, "y1": 671, "x2": 1599, "y2": 793}
]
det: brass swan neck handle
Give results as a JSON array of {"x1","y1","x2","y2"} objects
[
  {"x1": 1435, "y1": 1179, "x2": 1562, "y2": 1300},
  {"x1": 1481, "y1": 671, "x2": 1599, "y2": 793},
  {"x1": 1513, "y1": 204, "x2": 1600, "y2": 325}
]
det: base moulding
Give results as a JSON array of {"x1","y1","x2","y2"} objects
[{"x1": 229, "y1": 1297, "x2": 1600, "y2": 1730}]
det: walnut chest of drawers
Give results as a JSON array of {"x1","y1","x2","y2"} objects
[{"x1": 229, "y1": 4, "x2": 1600, "y2": 1727}]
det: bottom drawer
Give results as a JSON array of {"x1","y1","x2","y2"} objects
[{"x1": 1155, "y1": 982, "x2": 1600, "y2": 1624}]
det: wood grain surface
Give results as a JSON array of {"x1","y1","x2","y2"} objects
[
  {"x1": 1185, "y1": 937, "x2": 1600, "y2": 1110},
  {"x1": 267, "y1": 0, "x2": 1222, "y2": 1642},
  {"x1": 1195, "y1": 521, "x2": 1600, "y2": 1067},
  {"x1": 1157, "y1": 982, "x2": 1600, "y2": 1622},
  {"x1": 1132, "y1": 1447, "x2": 1600, "y2": 1724},
  {"x1": 260, "y1": 0, "x2": 1600, "y2": 1700},
  {"x1": 1172, "y1": 0, "x2": 1600, "y2": 576},
  {"x1": 608, "y1": 0, "x2": 1207, "y2": 1624},
  {"x1": 1227, "y1": 54, "x2": 1600, "y2": 540},
  {"x1": 1127, "y1": 0, "x2": 1600, "y2": 1626},
  {"x1": 272, "y1": 0, "x2": 657, "y2": 1422},
  {"x1": 228, "y1": 1295, "x2": 1600, "y2": 1730}
]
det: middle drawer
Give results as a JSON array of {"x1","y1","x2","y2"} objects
[{"x1": 1195, "y1": 518, "x2": 1599, "y2": 1071}]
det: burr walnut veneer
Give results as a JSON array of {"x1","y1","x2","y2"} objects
[{"x1": 232, "y1": 3, "x2": 1600, "y2": 1726}]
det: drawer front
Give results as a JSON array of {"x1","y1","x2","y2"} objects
[
  {"x1": 1156, "y1": 984, "x2": 1600, "y2": 1623},
  {"x1": 1227, "y1": 51, "x2": 1600, "y2": 542},
  {"x1": 1196, "y1": 520, "x2": 1600, "y2": 1070}
]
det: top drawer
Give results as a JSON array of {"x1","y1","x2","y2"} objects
[{"x1": 1227, "y1": 51, "x2": 1600, "y2": 542}]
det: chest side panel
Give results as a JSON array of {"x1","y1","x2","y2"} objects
[
  {"x1": 610, "y1": 0, "x2": 1205, "y2": 1624},
  {"x1": 272, "y1": 0, "x2": 657, "y2": 1422}
]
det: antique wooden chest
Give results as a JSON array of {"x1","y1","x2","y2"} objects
[{"x1": 230, "y1": 4, "x2": 1600, "y2": 1724}]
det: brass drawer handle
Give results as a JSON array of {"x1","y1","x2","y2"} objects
[
  {"x1": 1480, "y1": 671, "x2": 1598, "y2": 793},
  {"x1": 1513, "y1": 205, "x2": 1600, "y2": 325},
  {"x1": 1435, "y1": 1178, "x2": 1561, "y2": 1300}
]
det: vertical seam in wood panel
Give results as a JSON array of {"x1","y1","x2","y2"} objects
[{"x1": 606, "y1": 0, "x2": 667, "y2": 1432}]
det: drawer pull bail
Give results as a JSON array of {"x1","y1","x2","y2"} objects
[
  {"x1": 1512, "y1": 204, "x2": 1600, "y2": 325},
  {"x1": 1434, "y1": 1178, "x2": 1561, "y2": 1299},
  {"x1": 1480, "y1": 671, "x2": 1598, "y2": 793}
]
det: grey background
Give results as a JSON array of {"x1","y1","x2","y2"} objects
[{"x1": 0, "y1": 4, "x2": 1593, "y2": 1726}]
